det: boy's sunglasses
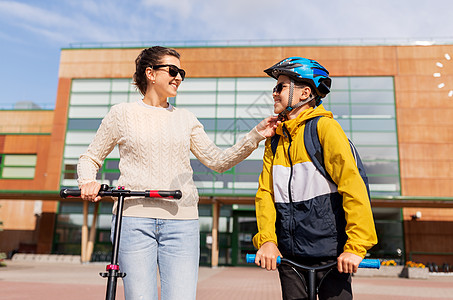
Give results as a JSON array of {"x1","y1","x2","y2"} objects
[
  {"x1": 273, "y1": 82, "x2": 286, "y2": 94},
  {"x1": 151, "y1": 64, "x2": 186, "y2": 81}
]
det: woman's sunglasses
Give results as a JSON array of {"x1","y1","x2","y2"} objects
[{"x1": 151, "y1": 64, "x2": 186, "y2": 81}]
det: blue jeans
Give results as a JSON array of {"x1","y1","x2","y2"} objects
[{"x1": 111, "y1": 216, "x2": 200, "y2": 300}]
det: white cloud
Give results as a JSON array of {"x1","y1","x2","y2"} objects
[
  {"x1": 140, "y1": 0, "x2": 193, "y2": 18},
  {"x1": 0, "y1": 1, "x2": 69, "y2": 28},
  {"x1": 1, "y1": 0, "x2": 453, "y2": 107},
  {"x1": 1, "y1": 0, "x2": 453, "y2": 47}
]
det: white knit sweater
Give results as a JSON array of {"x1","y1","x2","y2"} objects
[{"x1": 77, "y1": 101, "x2": 265, "y2": 219}]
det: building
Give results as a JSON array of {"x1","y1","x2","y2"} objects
[{"x1": 1, "y1": 42, "x2": 453, "y2": 267}]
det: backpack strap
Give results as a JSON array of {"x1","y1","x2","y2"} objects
[
  {"x1": 271, "y1": 134, "x2": 280, "y2": 157},
  {"x1": 304, "y1": 116, "x2": 334, "y2": 183},
  {"x1": 305, "y1": 116, "x2": 371, "y2": 199}
]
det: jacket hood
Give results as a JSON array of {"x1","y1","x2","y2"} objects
[{"x1": 275, "y1": 104, "x2": 333, "y2": 136}]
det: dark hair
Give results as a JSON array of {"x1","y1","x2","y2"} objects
[{"x1": 133, "y1": 46, "x2": 181, "y2": 96}]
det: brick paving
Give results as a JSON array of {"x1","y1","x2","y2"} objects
[{"x1": 1, "y1": 260, "x2": 452, "y2": 299}]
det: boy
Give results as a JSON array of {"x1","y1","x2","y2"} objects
[{"x1": 253, "y1": 57, "x2": 377, "y2": 300}]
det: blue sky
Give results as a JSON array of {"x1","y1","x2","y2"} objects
[{"x1": 0, "y1": 0, "x2": 452, "y2": 109}]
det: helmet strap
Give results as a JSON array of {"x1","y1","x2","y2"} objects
[
  {"x1": 277, "y1": 79, "x2": 295, "y2": 121},
  {"x1": 287, "y1": 79, "x2": 294, "y2": 108},
  {"x1": 278, "y1": 81, "x2": 316, "y2": 121}
]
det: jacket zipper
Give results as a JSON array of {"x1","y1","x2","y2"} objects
[{"x1": 282, "y1": 125, "x2": 295, "y2": 256}]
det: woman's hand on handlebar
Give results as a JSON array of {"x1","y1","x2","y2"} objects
[
  {"x1": 255, "y1": 241, "x2": 282, "y2": 271},
  {"x1": 337, "y1": 252, "x2": 363, "y2": 273},
  {"x1": 80, "y1": 181, "x2": 102, "y2": 202}
]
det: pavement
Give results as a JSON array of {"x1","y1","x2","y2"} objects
[{"x1": 1, "y1": 259, "x2": 453, "y2": 300}]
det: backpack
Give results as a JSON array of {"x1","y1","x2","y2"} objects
[{"x1": 270, "y1": 116, "x2": 371, "y2": 199}]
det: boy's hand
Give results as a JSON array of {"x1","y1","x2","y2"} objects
[
  {"x1": 255, "y1": 241, "x2": 282, "y2": 271},
  {"x1": 337, "y1": 252, "x2": 363, "y2": 273}
]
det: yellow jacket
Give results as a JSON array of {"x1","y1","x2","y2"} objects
[{"x1": 253, "y1": 105, "x2": 377, "y2": 258}]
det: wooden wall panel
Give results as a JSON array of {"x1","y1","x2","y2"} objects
[
  {"x1": 59, "y1": 49, "x2": 139, "y2": 79},
  {"x1": 401, "y1": 160, "x2": 452, "y2": 178},
  {"x1": 59, "y1": 46, "x2": 399, "y2": 79},
  {"x1": 0, "y1": 200, "x2": 36, "y2": 229},
  {"x1": 403, "y1": 218, "x2": 453, "y2": 265},
  {"x1": 0, "y1": 111, "x2": 54, "y2": 133},
  {"x1": 0, "y1": 135, "x2": 4, "y2": 152},
  {"x1": 395, "y1": 46, "x2": 453, "y2": 197},
  {"x1": 397, "y1": 108, "x2": 453, "y2": 126},
  {"x1": 0, "y1": 135, "x2": 51, "y2": 190},
  {"x1": 402, "y1": 178, "x2": 453, "y2": 197},
  {"x1": 403, "y1": 208, "x2": 453, "y2": 221},
  {"x1": 399, "y1": 143, "x2": 453, "y2": 161},
  {"x1": 44, "y1": 78, "x2": 72, "y2": 191},
  {"x1": 396, "y1": 45, "x2": 453, "y2": 59},
  {"x1": 3, "y1": 135, "x2": 41, "y2": 153}
]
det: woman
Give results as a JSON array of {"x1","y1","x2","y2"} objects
[{"x1": 78, "y1": 46, "x2": 279, "y2": 300}]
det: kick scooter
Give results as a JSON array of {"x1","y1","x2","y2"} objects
[
  {"x1": 60, "y1": 184, "x2": 182, "y2": 300},
  {"x1": 246, "y1": 254, "x2": 380, "y2": 300}
]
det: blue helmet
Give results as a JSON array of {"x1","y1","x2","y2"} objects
[{"x1": 264, "y1": 57, "x2": 331, "y2": 98}]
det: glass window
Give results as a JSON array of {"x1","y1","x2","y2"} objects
[
  {"x1": 351, "y1": 105, "x2": 395, "y2": 117},
  {"x1": 359, "y1": 146, "x2": 398, "y2": 161},
  {"x1": 352, "y1": 132, "x2": 397, "y2": 145},
  {"x1": 236, "y1": 104, "x2": 273, "y2": 120},
  {"x1": 65, "y1": 132, "x2": 96, "y2": 145},
  {"x1": 70, "y1": 93, "x2": 110, "y2": 106},
  {"x1": 0, "y1": 154, "x2": 37, "y2": 179},
  {"x1": 63, "y1": 164, "x2": 77, "y2": 179},
  {"x1": 68, "y1": 106, "x2": 109, "y2": 118},
  {"x1": 236, "y1": 78, "x2": 274, "y2": 91},
  {"x1": 67, "y1": 119, "x2": 103, "y2": 130},
  {"x1": 128, "y1": 91, "x2": 142, "y2": 103},
  {"x1": 217, "y1": 92, "x2": 236, "y2": 105},
  {"x1": 72, "y1": 79, "x2": 111, "y2": 92},
  {"x1": 175, "y1": 92, "x2": 217, "y2": 105},
  {"x1": 103, "y1": 159, "x2": 120, "y2": 171},
  {"x1": 178, "y1": 78, "x2": 217, "y2": 92},
  {"x1": 328, "y1": 91, "x2": 350, "y2": 102},
  {"x1": 198, "y1": 119, "x2": 217, "y2": 131},
  {"x1": 111, "y1": 79, "x2": 132, "y2": 92},
  {"x1": 349, "y1": 77, "x2": 394, "y2": 90},
  {"x1": 327, "y1": 104, "x2": 350, "y2": 116},
  {"x1": 216, "y1": 106, "x2": 235, "y2": 118},
  {"x1": 236, "y1": 91, "x2": 273, "y2": 105},
  {"x1": 4, "y1": 155, "x2": 37, "y2": 166},
  {"x1": 2, "y1": 167, "x2": 35, "y2": 178},
  {"x1": 62, "y1": 76, "x2": 400, "y2": 197},
  {"x1": 351, "y1": 119, "x2": 396, "y2": 131},
  {"x1": 217, "y1": 78, "x2": 236, "y2": 91},
  {"x1": 178, "y1": 105, "x2": 216, "y2": 118},
  {"x1": 110, "y1": 93, "x2": 129, "y2": 105},
  {"x1": 331, "y1": 77, "x2": 349, "y2": 90},
  {"x1": 350, "y1": 91, "x2": 395, "y2": 103},
  {"x1": 64, "y1": 145, "x2": 90, "y2": 158}
]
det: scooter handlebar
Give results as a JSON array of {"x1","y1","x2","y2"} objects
[
  {"x1": 60, "y1": 186, "x2": 182, "y2": 199},
  {"x1": 60, "y1": 188, "x2": 81, "y2": 198},
  {"x1": 245, "y1": 254, "x2": 380, "y2": 269},
  {"x1": 146, "y1": 190, "x2": 182, "y2": 199}
]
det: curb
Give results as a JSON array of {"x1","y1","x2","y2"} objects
[{"x1": 11, "y1": 254, "x2": 81, "y2": 264}]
